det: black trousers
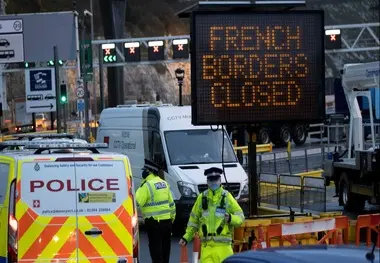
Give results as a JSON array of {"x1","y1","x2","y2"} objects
[{"x1": 145, "y1": 217, "x2": 172, "y2": 263}]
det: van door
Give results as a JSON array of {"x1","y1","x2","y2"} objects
[
  {"x1": 0, "y1": 158, "x2": 12, "y2": 263},
  {"x1": 17, "y1": 155, "x2": 79, "y2": 262},
  {"x1": 73, "y1": 154, "x2": 133, "y2": 262}
]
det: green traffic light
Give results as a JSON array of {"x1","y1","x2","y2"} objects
[
  {"x1": 25, "y1": 62, "x2": 29, "y2": 68},
  {"x1": 61, "y1": 96, "x2": 67, "y2": 103}
]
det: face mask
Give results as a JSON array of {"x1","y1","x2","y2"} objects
[{"x1": 208, "y1": 181, "x2": 221, "y2": 191}]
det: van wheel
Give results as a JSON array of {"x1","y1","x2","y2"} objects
[
  {"x1": 339, "y1": 173, "x2": 365, "y2": 212},
  {"x1": 292, "y1": 125, "x2": 308, "y2": 146},
  {"x1": 258, "y1": 127, "x2": 271, "y2": 144}
]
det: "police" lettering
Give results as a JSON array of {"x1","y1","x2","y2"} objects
[{"x1": 29, "y1": 178, "x2": 120, "y2": 193}]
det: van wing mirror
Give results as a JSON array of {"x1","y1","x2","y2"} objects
[{"x1": 154, "y1": 152, "x2": 166, "y2": 168}]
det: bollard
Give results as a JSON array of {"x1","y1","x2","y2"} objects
[
  {"x1": 335, "y1": 230, "x2": 343, "y2": 245},
  {"x1": 180, "y1": 245, "x2": 189, "y2": 263},
  {"x1": 257, "y1": 225, "x2": 266, "y2": 249},
  {"x1": 193, "y1": 235, "x2": 201, "y2": 263}
]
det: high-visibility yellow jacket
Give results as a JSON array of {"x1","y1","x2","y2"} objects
[
  {"x1": 183, "y1": 187, "x2": 244, "y2": 244},
  {"x1": 136, "y1": 173, "x2": 176, "y2": 222}
]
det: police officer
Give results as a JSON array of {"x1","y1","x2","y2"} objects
[
  {"x1": 179, "y1": 167, "x2": 245, "y2": 263},
  {"x1": 136, "y1": 159, "x2": 176, "y2": 263}
]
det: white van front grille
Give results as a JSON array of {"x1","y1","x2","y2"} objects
[{"x1": 198, "y1": 183, "x2": 241, "y2": 197}]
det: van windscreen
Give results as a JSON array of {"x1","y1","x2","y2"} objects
[
  {"x1": 20, "y1": 160, "x2": 128, "y2": 216},
  {"x1": 164, "y1": 129, "x2": 238, "y2": 165}
]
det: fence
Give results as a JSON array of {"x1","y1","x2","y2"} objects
[
  {"x1": 258, "y1": 173, "x2": 327, "y2": 213},
  {"x1": 241, "y1": 146, "x2": 337, "y2": 175}
]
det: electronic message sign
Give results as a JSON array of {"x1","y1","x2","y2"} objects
[{"x1": 191, "y1": 11, "x2": 325, "y2": 125}]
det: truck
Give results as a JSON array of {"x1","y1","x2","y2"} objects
[
  {"x1": 325, "y1": 61, "x2": 380, "y2": 212},
  {"x1": 96, "y1": 103, "x2": 249, "y2": 223}
]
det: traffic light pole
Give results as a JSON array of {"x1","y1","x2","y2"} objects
[
  {"x1": 81, "y1": 16, "x2": 90, "y2": 140},
  {"x1": 54, "y1": 46, "x2": 62, "y2": 133}
]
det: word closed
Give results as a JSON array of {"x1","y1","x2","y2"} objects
[
  {"x1": 30, "y1": 178, "x2": 120, "y2": 193},
  {"x1": 191, "y1": 11, "x2": 325, "y2": 125}
]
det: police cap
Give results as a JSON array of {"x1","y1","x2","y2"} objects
[
  {"x1": 204, "y1": 167, "x2": 223, "y2": 180},
  {"x1": 143, "y1": 159, "x2": 160, "y2": 173}
]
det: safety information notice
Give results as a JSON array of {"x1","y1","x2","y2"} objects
[{"x1": 21, "y1": 160, "x2": 128, "y2": 216}]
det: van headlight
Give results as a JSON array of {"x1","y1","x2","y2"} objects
[
  {"x1": 240, "y1": 182, "x2": 249, "y2": 196},
  {"x1": 177, "y1": 181, "x2": 197, "y2": 198}
]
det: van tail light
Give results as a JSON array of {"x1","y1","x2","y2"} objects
[
  {"x1": 104, "y1": 136, "x2": 109, "y2": 144},
  {"x1": 8, "y1": 181, "x2": 18, "y2": 263},
  {"x1": 132, "y1": 213, "x2": 139, "y2": 259}
]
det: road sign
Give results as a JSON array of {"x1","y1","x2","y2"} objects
[
  {"x1": 172, "y1": 39, "x2": 189, "y2": 59},
  {"x1": 148, "y1": 40, "x2": 164, "y2": 61},
  {"x1": 124, "y1": 42, "x2": 141, "y2": 62},
  {"x1": 80, "y1": 40, "x2": 93, "y2": 81},
  {"x1": 77, "y1": 99, "x2": 85, "y2": 112},
  {"x1": 325, "y1": 29, "x2": 341, "y2": 50},
  {"x1": 76, "y1": 86, "x2": 84, "y2": 98},
  {"x1": 102, "y1": 43, "x2": 117, "y2": 64},
  {"x1": 0, "y1": 19, "x2": 24, "y2": 63},
  {"x1": 25, "y1": 68, "x2": 57, "y2": 113}
]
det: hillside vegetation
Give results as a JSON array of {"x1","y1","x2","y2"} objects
[{"x1": 4, "y1": 0, "x2": 379, "y2": 108}]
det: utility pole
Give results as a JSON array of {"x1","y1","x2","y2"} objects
[
  {"x1": 81, "y1": 16, "x2": 90, "y2": 140},
  {"x1": 90, "y1": 0, "x2": 97, "y2": 118},
  {"x1": 54, "y1": 46, "x2": 62, "y2": 133}
]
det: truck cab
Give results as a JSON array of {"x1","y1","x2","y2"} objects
[{"x1": 96, "y1": 104, "x2": 249, "y2": 221}]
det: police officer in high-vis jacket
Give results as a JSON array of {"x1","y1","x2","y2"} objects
[
  {"x1": 179, "y1": 167, "x2": 245, "y2": 263},
  {"x1": 136, "y1": 159, "x2": 176, "y2": 263}
]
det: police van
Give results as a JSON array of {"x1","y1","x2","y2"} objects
[
  {"x1": 96, "y1": 104, "x2": 249, "y2": 221},
  {"x1": 0, "y1": 141, "x2": 139, "y2": 263}
]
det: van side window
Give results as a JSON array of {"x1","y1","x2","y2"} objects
[
  {"x1": 0, "y1": 163, "x2": 10, "y2": 205},
  {"x1": 152, "y1": 131, "x2": 165, "y2": 164}
]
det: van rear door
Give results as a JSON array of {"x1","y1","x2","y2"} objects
[
  {"x1": 72, "y1": 154, "x2": 133, "y2": 262},
  {"x1": 17, "y1": 154, "x2": 79, "y2": 262}
]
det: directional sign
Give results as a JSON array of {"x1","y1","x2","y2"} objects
[
  {"x1": 0, "y1": 19, "x2": 24, "y2": 63},
  {"x1": 102, "y1": 43, "x2": 117, "y2": 64},
  {"x1": 80, "y1": 40, "x2": 93, "y2": 81},
  {"x1": 25, "y1": 68, "x2": 57, "y2": 113},
  {"x1": 77, "y1": 99, "x2": 85, "y2": 112}
]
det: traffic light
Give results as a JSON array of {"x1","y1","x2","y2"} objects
[
  {"x1": 60, "y1": 83, "x2": 68, "y2": 104},
  {"x1": 47, "y1": 60, "x2": 64, "y2": 66},
  {"x1": 24, "y1": 62, "x2": 36, "y2": 68},
  {"x1": 102, "y1": 43, "x2": 117, "y2": 63},
  {"x1": 325, "y1": 29, "x2": 341, "y2": 50}
]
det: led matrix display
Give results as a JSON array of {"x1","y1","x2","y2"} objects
[{"x1": 191, "y1": 11, "x2": 325, "y2": 125}]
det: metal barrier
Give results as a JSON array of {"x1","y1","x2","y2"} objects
[{"x1": 259, "y1": 173, "x2": 327, "y2": 213}]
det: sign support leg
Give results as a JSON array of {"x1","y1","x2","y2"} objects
[
  {"x1": 53, "y1": 45, "x2": 61, "y2": 133},
  {"x1": 247, "y1": 128, "x2": 258, "y2": 217},
  {"x1": 99, "y1": 44, "x2": 105, "y2": 112},
  {"x1": 81, "y1": 16, "x2": 90, "y2": 140}
]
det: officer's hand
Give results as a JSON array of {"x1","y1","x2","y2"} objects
[
  {"x1": 225, "y1": 213, "x2": 231, "y2": 224},
  {"x1": 179, "y1": 238, "x2": 187, "y2": 246}
]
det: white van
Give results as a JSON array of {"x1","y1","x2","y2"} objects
[{"x1": 96, "y1": 104, "x2": 249, "y2": 220}]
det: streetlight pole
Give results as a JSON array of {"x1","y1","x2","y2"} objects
[
  {"x1": 81, "y1": 15, "x2": 90, "y2": 140},
  {"x1": 90, "y1": 0, "x2": 97, "y2": 118},
  {"x1": 175, "y1": 68, "x2": 185, "y2": 106}
]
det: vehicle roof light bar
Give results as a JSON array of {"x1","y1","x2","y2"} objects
[
  {"x1": 13, "y1": 133, "x2": 75, "y2": 140},
  {"x1": 24, "y1": 143, "x2": 109, "y2": 154}
]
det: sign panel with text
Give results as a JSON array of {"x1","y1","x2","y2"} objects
[{"x1": 190, "y1": 11, "x2": 325, "y2": 125}]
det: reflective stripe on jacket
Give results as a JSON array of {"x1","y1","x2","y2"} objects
[
  {"x1": 135, "y1": 173, "x2": 176, "y2": 221},
  {"x1": 183, "y1": 187, "x2": 244, "y2": 244}
]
